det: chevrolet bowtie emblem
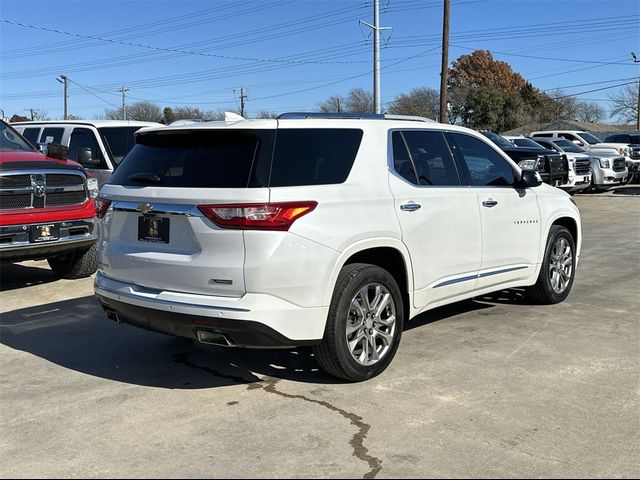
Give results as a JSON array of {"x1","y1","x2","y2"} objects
[{"x1": 137, "y1": 203, "x2": 154, "y2": 215}]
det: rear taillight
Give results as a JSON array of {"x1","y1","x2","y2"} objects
[
  {"x1": 95, "y1": 196, "x2": 111, "y2": 219},
  {"x1": 198, "y1": 202, "x2": 317, "y2": 231}
]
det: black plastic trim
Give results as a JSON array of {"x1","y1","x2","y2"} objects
[{"x1": 95, "y1": 294, "x2": 321, "y2": 349}]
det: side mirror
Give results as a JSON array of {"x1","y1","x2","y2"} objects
[
  {"x1": 77, "y1": 147, "x2": 100, "y2": 166},
  {"x1": 520, "y1": 169, "x2": 543, "y2": 188},
  {"x1": 572, "y1": 139, "x2": 583, "y2": 146}
]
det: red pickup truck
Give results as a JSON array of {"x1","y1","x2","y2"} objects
[{"x1": 0, "y1": 120, "x2": 98, "y2": 278}]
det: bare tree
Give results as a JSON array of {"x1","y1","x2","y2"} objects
[
  {"x1": 387, "y1": 87, "x2": 439, "y2": 119},
  {"x1": 546, "y1": 89, "x2": 580, "y2": 121},
  {"x1": 103, "y1": 100, "x2": 162, "y2": 122},
  {"x1": 318, "y1": 88, "x2": 373, "y2": 113},
  {"x1": 318, "y1": 95, "x2": 344, "y2": 113},
  {"x1": 575, "y1": 101, "x2": 605, "y2": 123},
  {"x1": 609, "y1": 83, "x2": 639, "y2": 124},
  {"x1": 344, "y1": 88, "x2": 373, "y2": 113},
  {"x1": 256, "y1": 111, "x2": 278, "y2": 119}
]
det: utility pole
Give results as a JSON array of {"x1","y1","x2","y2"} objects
[
  {"x1": 632, "y1": 52, "x2": 639, "y2": 131},
  {"x1": 57, "y1": 74, "x2": 68, "y2": 120},
  {"x1": 439, "y1": 0, "x2": 450, "y2": 124},
  {"x1": 28, "y1": 108, "x2": 35, "y2": 120},
  {"x1": 360, "y1": 0, "x2": 391, "y2": 114},
  {"x1": 118, "y1": 85, "x2": 130, "y2": 120},
  {"x1": 238, "y1": 87, "x2": 248, "y2": 117}
]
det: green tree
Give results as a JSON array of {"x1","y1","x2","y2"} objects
[{"x1": 448, "y1": 50, "x2": 552, "y2": 131}]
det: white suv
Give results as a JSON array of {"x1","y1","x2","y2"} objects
[{"x1": 94, "y1": 113, "x2": 581, "y2": 381}]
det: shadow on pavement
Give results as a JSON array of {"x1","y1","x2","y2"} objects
[
  {"x1": 613, "y1": 185, "x2": 640, "y2": 196},
  {"x1": 0, "y1": 295, "x2": 335, "y2": 389},
  {"x1": 1, "y1": 289, "x2": 533, "y2": 388},
  {"x1": 0, "y1": 262, "x2": 58, "y2": 292}
]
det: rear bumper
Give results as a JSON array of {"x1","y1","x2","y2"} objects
[
  {"x1": 94, "y1": 272, "x2": 327, "y2": 348},
  {"x1": 0, "y1": 218, "x2": 96, "y2": 262}
]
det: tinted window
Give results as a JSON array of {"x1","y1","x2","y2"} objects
[
  {"x1": 109, "y1": 130, "x2": 274, "y2": 188},
  {"x1": 552, "y1": 139, "x2": 584, "y2": 153},
  {"x1": 0, "y1": 122, "x2": 35, "y2": 152},
  {"x1": 533, "y1": 139, "x2": 553, "y2": 149},
  {"x1": 481, "y1": 131, "x2": 513, "y2": 149},
  {"x1": 578, "y1": 132, "x2": 602, "y2": 144},
  {"x1": 392, "y1": 131, "x2": 418, "y2": 184},
  {"x1": 99, "y1": 127, "x2": 144, "y2": 166},
  {"x1": 22, "y1": 128, "x2": 41, "y2": 146},
  {"x1": 269, "y1": 129, "x2": 362, "y2": 187},
  {"x1": 513, "y1": 138, "x2": 545, "y2": 149},
  {"x1": 534, "y1": 133, "x2": 553, "y2": 138},
  {"x1": 40, "y1": 127, "x2": 64, "y2": 144},
  {"x1": 449, "y1": 133, "x2": 516, "y2": 187},
  {"x1": 68, "y1": 128, "x2": 104, "y2": 166},
  {"x1": 401, "y1": 130, "x2": 460, "y2": 186}
]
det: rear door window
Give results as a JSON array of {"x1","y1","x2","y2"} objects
[
  {"x1": 400, "y1": 130, "x2": 461, "y2": 186},
  {"x1": 269, "y1": 129, "x2": 363, "y2": 187},
  {"x1": 40, "y1": 127, "x2": 64, "y2": 144},
  {"x1": 109, "y1": 130, "x2": 274, "y2": 188},
  {"x1": 22, "y1": 127, "x2": 41, "y2": 147}
]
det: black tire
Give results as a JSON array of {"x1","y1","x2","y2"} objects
[
  {"x1": 583, "y1": 172, "x2": 596, "y2": 193},
  {"x1": 47, "y1": 243, "x2": 98, "y2": 279},
  {"x1": 313, "y1": 263, "x2": 404, "y2": 382},
  {"x1": 526, "y1": 226, "x2": 576, "y2": 304}
]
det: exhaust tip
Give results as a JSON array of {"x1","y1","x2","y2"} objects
[
  {"x1": 196, "y1": 330, "x2": 234, "y2": 347},
  {"x1": 105, "y1": 309, "x2": 121, "y2": 323}
]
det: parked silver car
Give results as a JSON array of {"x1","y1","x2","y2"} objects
[{"x1": 531, "y1": 137, "x2": 627, "y2": 192}]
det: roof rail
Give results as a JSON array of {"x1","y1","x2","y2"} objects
[
  {"x1": 277, "y1": 112, "x2": 385, "y2": 120},
  {"x1": 277, "y1": 112, "x2": 436, "y2": 123}
]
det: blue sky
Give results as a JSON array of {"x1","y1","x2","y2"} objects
[{"x1": 1, "y1": 0, "x2": 639, "y2": 121}]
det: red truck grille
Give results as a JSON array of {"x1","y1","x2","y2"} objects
[{"x1": 0, "y1": 171, "x2": 87, "y2": 211}]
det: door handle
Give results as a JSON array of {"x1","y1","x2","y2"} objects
[
  {"x1": 400, "y1": 202, "x2": 421, "y2": 212},
  {"x1": 482, "y1": 198, "x2": 498, "y2": 208}
]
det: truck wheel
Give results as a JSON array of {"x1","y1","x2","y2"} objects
[
  {"x1": 313, "y1": 263, "x2": 404, "y2": 382},
  {"x1": 526, "y1": 226, "x2": 576, "y2": 304},
  {"x1": 47, "y1": 244, "x2": 98, "y2": 279}
]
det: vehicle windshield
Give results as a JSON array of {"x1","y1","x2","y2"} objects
[
  {"x1": 99, "y1": 126, "x2": 146, "y2": 166},
  {"x1": 580, "y1": 132, "x2": 602, "y2": 145},
  {"x1": 481, "y1": 131, "x2": 513, "y2": 149},
  {"x1": 513, "y1": 138, "x2": 545, "y2": 149},
  {"x1": 553, "y1": 139, "x2": 586, "y2": 153},
  {"x1": 0, "y1": 122, "x2": 35, "y2": 152}
]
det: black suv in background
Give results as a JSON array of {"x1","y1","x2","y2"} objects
[
  {"x1": 480, "y1": 131, "x2": 569, "y2": 187},
  {"x1": 603, "y1": 133, "x2": 640, "y2": 144}
]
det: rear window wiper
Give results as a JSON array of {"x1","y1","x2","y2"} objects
[{"x1": 128, "y1": 172, "x2": 162, "y2": 184}]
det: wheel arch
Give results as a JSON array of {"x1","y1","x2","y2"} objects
[{"x1": 323, "y1": 239, "x2": 413, "y2": 319}]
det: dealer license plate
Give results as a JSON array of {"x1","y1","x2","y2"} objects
[{"x1": 138, "y1": 216, "x2": 170, "y2": 243}]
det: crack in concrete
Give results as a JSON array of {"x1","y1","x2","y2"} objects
[
  {"x1": 248, "y1": 377, "x2": 382, "y2": 479},
  {"x1": 174, "y1": 353, "x2": 382, "y2": 479},
  {"x1": 173, "y1": 353, "x2": 258, "y2": 385}
]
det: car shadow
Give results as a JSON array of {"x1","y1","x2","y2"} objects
[
  {"x1": 1, "y1": 289, "x2": 535, "y2": 389},
  {"x1": 613, "y1": 185, "x2": 640, "y2": 196},
  {"x1": 0, "y1": 262, "x2": 59, "y2": 292},
  {"x1": 0, "y1": 295, "x2": 336, "y2": 389}
]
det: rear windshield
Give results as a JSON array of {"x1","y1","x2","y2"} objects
[
  {"x1": 109, "y1": 130, "x2": 274, "y2": 188},
  {"x1": 108, "y1": 128, "x2": 362, "y2": 188}
]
